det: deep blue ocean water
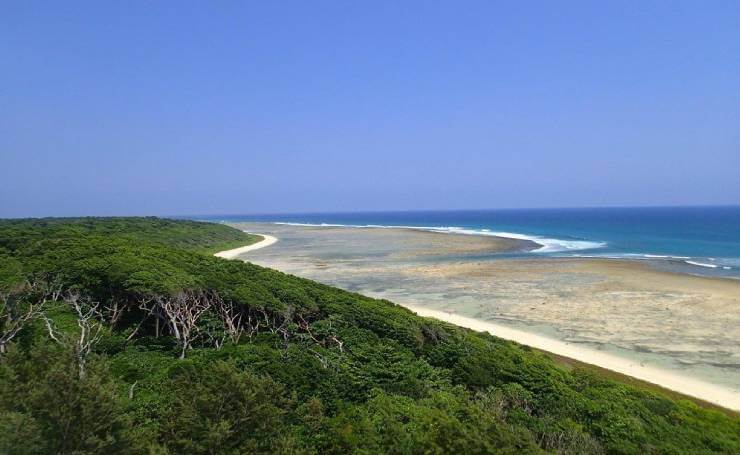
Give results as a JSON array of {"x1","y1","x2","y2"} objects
[{"x1": 195, "y1": 206, "x2": 740, "y2": 278}]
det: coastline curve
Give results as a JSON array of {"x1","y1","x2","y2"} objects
[{"x1": 214, "y1": 234, "x2": 278, "y2": 259}]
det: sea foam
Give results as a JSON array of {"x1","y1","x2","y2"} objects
[{"x1": 684, "y1": 260, "x2": 719, "y2": 269}]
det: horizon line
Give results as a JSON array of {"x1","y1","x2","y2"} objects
[{"x1": 176, "y1": 203, "x2": 740, "y2": 220}]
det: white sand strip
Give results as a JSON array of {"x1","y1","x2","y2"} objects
[
  {"x1": 403, "y1": 304, "x2": 740, "y2": 411},
  {"x1": 214, "y1": 235, "x2": 278, "y2": 259}
]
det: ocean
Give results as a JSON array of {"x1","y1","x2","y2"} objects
[{"x1": 197, "y1": 206, "x2": 740, "y2": 279}]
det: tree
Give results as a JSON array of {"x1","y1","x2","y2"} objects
[
  {"x1": 0, "y1": 279, "x2": 59, "y2": 354},
  {"x1": 0, "y1": 344, "x2": 142, "y2": 454},
  {"x1": 65, "y1": 291, "x2": 104, "y2": 378},
  {"x1": 0, "y1": 411, "x2": 46, "y2": 455},
  {"x1": 0, "y1": 290, "x2": 42, "y2": 354},
  {"x1": 212, "y1": 293, "x2": 247, "y2": 346},
  {"x1": 152, "y1": 290, "x2": 212, "y2": 359},
  {"x1": 160, "y1": 361, "x2": 294, "y2": 453}
]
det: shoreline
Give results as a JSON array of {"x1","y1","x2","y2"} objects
[
  {"x1": 403, "y1": 304, "x2": 739, "y2": 411},
  {"x1": 213, "y1": 233, "x2": 739, "y2": 411},
  {"x1": 213, "y1": 234, "x2": 278, "y2": 259}
]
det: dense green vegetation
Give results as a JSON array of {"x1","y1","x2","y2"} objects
[
  {"x1": 0, "y1": 218, "x2": 737, "y2": 454},
  {"x1": 0, "y1": 217, "x2": 261, "y2": 255}
]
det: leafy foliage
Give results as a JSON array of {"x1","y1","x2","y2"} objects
[{"x1": 0, "y1": 217, "x2": 737, "y2": 454}]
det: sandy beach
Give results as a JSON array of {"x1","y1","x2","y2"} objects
[
  {"x1": 404, "y1": 304, "x2": 740, "y2": 410},
  {"x1": 217, "y1": 223, "x2": 740, "y2": 410},
  {"x1": 213, "y1": 234, "x2": 278, "y2": 259}
]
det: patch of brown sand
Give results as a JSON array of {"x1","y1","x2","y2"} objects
[{"x1": 307, "y1": 226, "x2": 535, "y2": 257}]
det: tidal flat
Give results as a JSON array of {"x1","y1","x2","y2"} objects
[{"x1": 229, "y1": 222, "x2": 740, "y2": 401}]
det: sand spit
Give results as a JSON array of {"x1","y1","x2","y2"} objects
[{"x1": 214, "y1": 234, "x2": 278, "y2": 259}]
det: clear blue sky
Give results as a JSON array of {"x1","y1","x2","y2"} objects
[{"x1": 2, "y1": 1, "x2": 739, "y2": 217}]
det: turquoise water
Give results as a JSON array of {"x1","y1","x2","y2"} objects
[{"x1": 196, "y1": 206, "x2": 740, "y2": 278}]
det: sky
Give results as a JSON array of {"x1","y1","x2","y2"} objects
[{"x1": 1, "y1": 1, "x2": 739, "y2": 218}]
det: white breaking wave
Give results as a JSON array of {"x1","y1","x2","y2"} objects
[
  {"x1": 272, "y1": 222, "x2": 606, "y2": 253},
  {"x1": 567, "y1": 253, "x2": 735, "y2": 271},
  {"x1": 482, "y1": 231, "x2": 606, "y2": 253},
  {"x1": 274, "y1": 222, "x2": 348, "y2": 228},
  {"x1": 643, "y1": 254, "x2": 691, "y2": 260},
  {"x1": 685, "y1": 260, "x2": 718, "y2": 269}
]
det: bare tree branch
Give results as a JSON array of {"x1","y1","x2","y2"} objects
[
  {"x1": 213, "y1": 294, "x2": 246, "y2": 346},
  {"x1": 0, "y1": 278, "x2": 61, "y2": 353},
  {"x1": 63, "y1": 290, "x2": 103, "y2": 378},
  {"x1": 41, "y1": 314, "x2": 63, "y2": 345},
  {"x1": 103, "y1": 296, "x2": 129, "y2": 328},
  {"x1": 153, "y1": 290, "x2": 211, "y2": 359}
]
